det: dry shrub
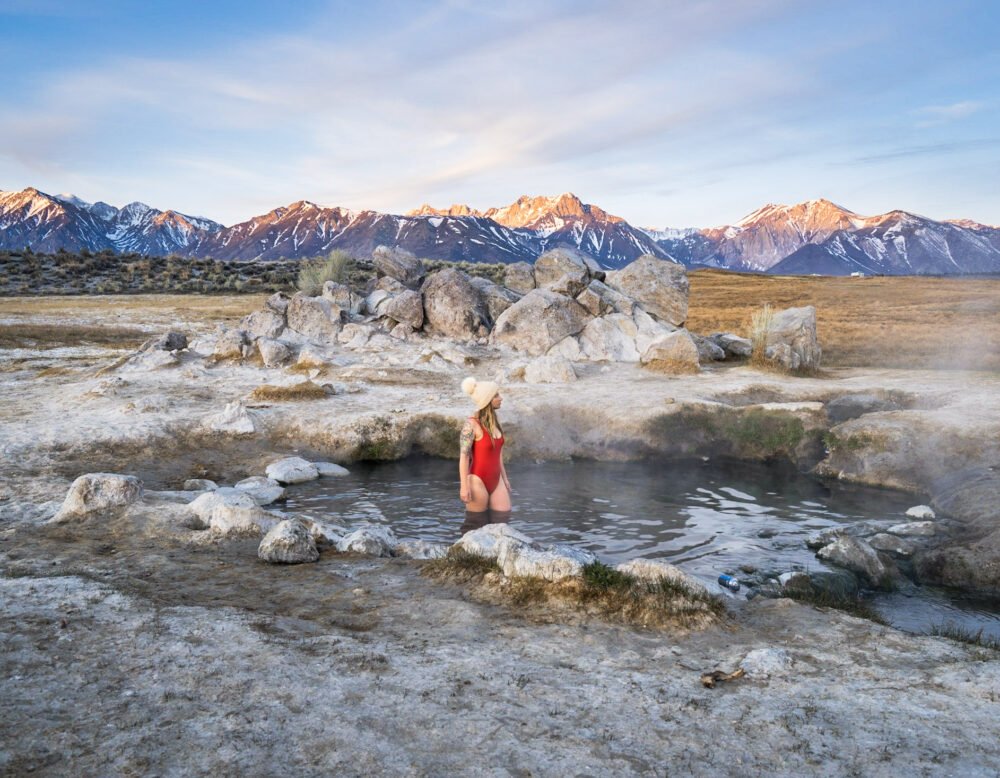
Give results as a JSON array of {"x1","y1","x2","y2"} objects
[
  {"x1": 297, "y1": 250, "x2": 355, "y2": 295},
  {"x1": 247, "y1": 381, "x2": 329, "y2": 402}
]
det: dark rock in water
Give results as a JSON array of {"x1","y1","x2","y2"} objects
[
  {"x1": 826, "y1": 393, "x2": 906, "y2": 424},
  {"x1": 809, "y1": 570, "x2": 861, "y2": 598}
]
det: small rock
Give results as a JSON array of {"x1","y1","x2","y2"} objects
[
  {"x1": 805, "y1": 528, "x2": 845, "y2": 550},
  {"x1": 203, "y1": 401, "x2": 256, "y2": 435},
  {"x1": 740, "y1": 648, "x2": 793, "y2": 680},
  {"x1": 869, "y1": 533, "x2": 918, "y2": 557},
  {"x1": 905, "y1": 505, "x2": 936, "y2": 520},
  {"x1": 51, "y1": 473, "x2": 144, "y2": 523},
  {"x1": 234, "y1": 476, "x2": 286, "y2": 506},
  {"x1": 314, "y1": 462, "x2": 350, "y2": 477},
  {"x1": 258, "y1": 519, "x2": 319, "y2": 564},
  {"x1": 887, "y1": 521, "x2": 936, "y2": 537},
  {"x1": 337, "y1": 523, "x2": 399, "y2": 557},
  {"x1": 298, "y1": 517, "x2": 347, "y2": 547},
  {"x1": 396, "y1": 540, "x2": 449, "y2": 560},
  {"x1": 778, "y1": 571, "x2": 810, "y2": 588},
  {"x1": 183, "y1": 479, "x2": 218, "y2": 491},
  {"x1": 616, "y1": 559, "x2": 708, "y2": 596},
  {"x1": 257, "y1": 338, "x2": 291, "y2": 368},
  {"x1": 266, "y1": 457, "x2": 320, "y2": 485},
  {"x1": 496, "y1": 536, "x2": 597, "y2": 582},
  {"x1": 453, "y1": 523, "x2": 534, "y2": 559},
  {"x1": 189, "y1": 490, "x2": 277, "y2": 537}
]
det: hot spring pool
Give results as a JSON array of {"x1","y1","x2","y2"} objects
[{"x1": 283, "y1": 456, "x2": 1000, "y2": 638}]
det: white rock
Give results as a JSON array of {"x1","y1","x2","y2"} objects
[
  {"x1": 453, "y1": 523, "x2": 535, "y2": 559},
  {"x1": 241, "y1": 309, "x2": 285, "y2": 341},
  {"x1": 257, "y1": 338, "x2": 291, "y2": 368},
  {"x1": 778, "y1": 571, "x2": 810, "y2": 588},
  {"x1": 868, "y1": 533, "x2": 917, "y2": 557},
  {"x1": 189, "y1": 489, "x2": 277, "y2": 537},
  {"x1": 524, "y1": 355, "x2": 577, "y2": 384},
  {"x1": 183, "y1": 479, "x2": 218, "y2": 491},
  {"x1": 336, "y1": 523, "x2": 399, "y2": 557},
  {"x1": 258, "y1": 519, "x2": 319, "y2": 564},
  {"x1": 296, "y1": 344, "x2": 332, "y2": 369},
  {"x1": 286, "y1": 293, "x2": 344, "y2": 341},
  {"x1": 496, "y1": 537, "x2": 596, "y2": 581},
  {"x1": 887, "y1": 521, "x2": 936, "y2": 537},
  {"x1": 396, "y1": 540, "x2": 449, "y2": 560},
  {"x1": 314, "y1": 462, "x2": 350, "y2": 477},
  {"x1": 605, "y1": 255, "x2": 688, "y2": 326},
  {"x1": 298, "y1": 517, "x2": 347, "y2": 547},
  {"x1": 740, "y1": 648, "x2": 793, "y2": 680},
  {"x1": 817, "y1": 535, "x2": 891, "y2": 585},
  {"x1": 51, "y1": 473, "x2": 144, "y2": 523},
  {"x1": 123, "y1": 348, "x2": 179, "y2": 372},
  {"x1": 616, "y1": 559, "x2": 709, "y2": 596},
  {"x1": 905, "y1": 505, "x2": 936, "y2": 520},
  {"x1": 265, "y1": 457, "x2": 320, "y2": 485},
  {"x1": 338, "y1": 323, "x2": 374, "y2": 349},
  {"x1": 640, "y1": 330, "x2": 701, "y2": 372},
  {"x1": 234, "y1": 476, "x2": 286, "y2": 506},
  {"x1": 576, "y1": 315, "x2": 641, "y2": 362},
  {"x1": 203, "y1": 401, "x2": 256, "y2": 435},
  {"x1": 763, "y1": 306, "x2": 822, "y2": 370}
]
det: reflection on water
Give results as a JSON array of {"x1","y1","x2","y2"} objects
[{"x1": 283, "y1": 456, "x2": 1000, "y2": 638}]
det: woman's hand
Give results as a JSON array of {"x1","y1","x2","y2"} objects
[{"x1": 460, "y1": 485, "x2": 471, "y2": 503}]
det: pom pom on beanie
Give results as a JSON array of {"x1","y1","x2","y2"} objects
[{"x1": 462, "y1": 376, "x2": 499, "y2": 410}]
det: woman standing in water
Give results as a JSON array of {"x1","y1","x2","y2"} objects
[{"x1": 458, "y1": 377, "x2": 511, "y2": 526}]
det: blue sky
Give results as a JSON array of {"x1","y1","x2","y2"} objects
[{"x1": 0, "y1": 0, "x2": 997, "y2": 227}]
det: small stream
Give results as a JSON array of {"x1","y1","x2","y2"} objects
[{"x1": 283, "y1": 456, "x2": 1000, "y2": 639}]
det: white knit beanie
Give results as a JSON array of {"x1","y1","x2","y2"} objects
[{"x1": 461, "y1": 376, "x2": 499, "y2": 410}]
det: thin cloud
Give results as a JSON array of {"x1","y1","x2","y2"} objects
[
  {"x1": 854, "y1": 139, "x2": 1000, "y2": 164},
  {"x1": 915, "y1": 100, "x2": 984, "y2": 127}
]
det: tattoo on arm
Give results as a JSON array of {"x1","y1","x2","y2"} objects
[{"x1": 460, "y1": 421, "x2": 475, "y2": 459}]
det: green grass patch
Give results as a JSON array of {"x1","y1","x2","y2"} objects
[
  {"x1": 930, "y1": 622, "x2": 1000, "y2": 651},
  {"x1": 783, "y1": 586, "x2": 889, "y2": 625}
]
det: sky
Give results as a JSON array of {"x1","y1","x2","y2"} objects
[{"x1": 0, "y1": 0, "x2": 998, "y2": 228}]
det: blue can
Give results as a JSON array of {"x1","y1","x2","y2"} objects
[{"x1": 718, "y1": 574, "x2": 741, "y2": 592}]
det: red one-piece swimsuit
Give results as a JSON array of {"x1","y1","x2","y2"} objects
[{"x1": 469, "y1": 421, "x2": 504, "y2": 494}]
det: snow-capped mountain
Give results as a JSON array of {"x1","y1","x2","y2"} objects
[
  {"x1": 1, "y1": 188, "x2": 222, "y2": 256},
  {"x1": 408, "y1": 193, "x2": 672, "y2": 267},
  {"x1": 2, "y1": 186, "x2": 999, "y2": 274}
]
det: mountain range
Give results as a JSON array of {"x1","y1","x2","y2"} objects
[{"x1": 2, "y1": 187, "x2": 999, "y2": 276}]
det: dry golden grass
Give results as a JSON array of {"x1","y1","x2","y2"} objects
[
  {"x1": 0, "y1": 294, "x2": 265, "y2": 328},
  {"x1": 246, "y1": 381, "x2": 329, "y2": 402},
  {"x1": 0, "y1": 323, "x2": 149, "y2": 349},
  {"x1": 687, "y1": 270, "x2": 1000, "y2": 370}
]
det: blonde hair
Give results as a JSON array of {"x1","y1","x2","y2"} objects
[{"x1": 476, "y1": 402, "x2": 503, "y2": 446}]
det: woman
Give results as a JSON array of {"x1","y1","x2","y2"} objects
[{"x1": 458, "y1": 376, "x2": 511, "y2": 518}]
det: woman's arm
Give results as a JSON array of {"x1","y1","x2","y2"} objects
[
  {"x1": 458, "y1": 420, "x2": 475, "y2": 503},
  {"x1": 500, "y1": 450, "x2": 510, "y2": 491}
]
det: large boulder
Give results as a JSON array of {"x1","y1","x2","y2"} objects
[
  {"x1": 575, "y1": 279, "x2": 635, "y2": 318},
  {"x1": 257, "y1": 338, "x2": 290, "y2": 368},
  {"x1": 266, "y1": 292, "x2": 291, "y2": 314},
  {"x1": 470, "y1": 276, "x2": 520, "y2": 322},
  {"x1": 503, "y1": 262, "x2": 536, "y2": 295},
  {"x1": 381, "y1": 289, "x2": 425, "y2": 329},
  {"x1": 213, "y1": 327, "x2": 249, "y2": 360},
  {"x1": 533, "y1": 247, "x2": 602, "y2": 288},
  {"x1": 373, "y1": 245, "x2": 425, "y2": 289},
  {"x1": 640, "y1": 330, "x2": 701, "y2": 373},
  {"x1": 490, "y1": 289, "x2": 592, "y2": 356},
  {"x1": 258, "y1": 519, "x2": 319, "y2": 564},
  {"x1": 265, "y1": 457, "x2": 320, "y2": 484},
  {"x1": 51, "y1": 473, "x2": 144, "y2": 523},
  {"x1": 605, "y1": 255, "x2": 688, "y2": 326},
  {"x1": 575, "y1": 315, "x2": 641, "y2": 362},
  {"x1": 322, "y1": 281, "x2": 362, "y2": 316},
  {"x1": 421, "y1": 269, "x2": 490, "y2": 339},
  {"x1": 710, "y1": 333, "x2": 753, "y2": 359},
  {"x1": 241, "y1": 309, "x2": 285, "y2": 341},
  {"x1": 763, "y1": 306, "x2": 821, "y2": 371},
  {"x1": 286, "y1": 293, "x2": 345, "y2": 341},
  {"x1": 524, "y1": 354, "x2": 577, "y2": 384}
]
